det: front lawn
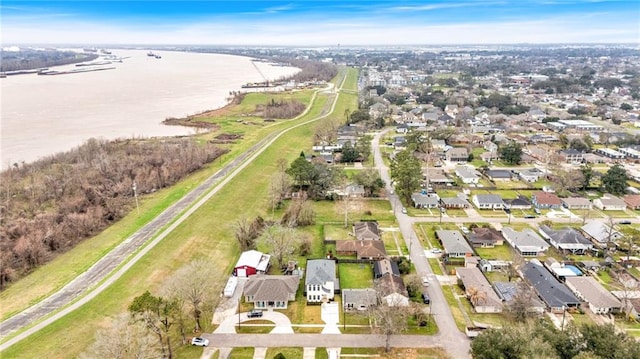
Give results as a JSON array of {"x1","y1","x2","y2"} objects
[{"x1": 475, "y1": 245, "x2": 515, "y2": 261}]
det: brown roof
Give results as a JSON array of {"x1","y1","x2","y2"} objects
[
  {"x1": 374, "y1": 273, "x2": 408, "y2": 297},
  {"x1": 533, "y1": 191, "x2": 562, "y2": 205},
  {"x1": 336, "y1": 240, "x2": 387, "y2": 259},
  {"x1": 469, "y1": 227, "x2": 504, "y2": 245},
  {"x1": 624, "y1": 195, "x2": 640, "y2": 209},
  {"x1": 243, "y1": 275, "x2": 299, "y2": 302},
  {"x1": 353, "y1": 222, "x2": 381, "y2": 241}
]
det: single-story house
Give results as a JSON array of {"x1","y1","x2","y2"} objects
[
  {"x1": 373, "y1": 258, "x2": 400, "y2": 279},
  {"x1": 243, "y1": 275, "x2": 299, "y2": 309},
  {"x1": 485, "y1": 169, "x2": 513, "y2": 182},
  {"x1": 411, "y1": 192, "x2": 441, "y2": 209},
  {"x1": 581, "y1": 221, "x2": 624, "y2": 248},
  {"x1": 593, "y1": 195, "x2": 627, "y2": 211},
  {"x1": 342, "y1": 289, "x2": 378, "y2": 311},
  {"x1": 504, "y1": 195, "x2": 532, "y2": 210},
  {"x1": 436, "y1": 230, "x2": 474, "y2": 258},
  {"x1": 565, "y1": 276, "x2": 622, "y2": 314},
  {"x1": 532, "y1": 191, "x2": 562, "y2": 209},
  {"x1": 493, "y1": 282, "x2": 546, "y2": 315},
  {"x1": 521, "y1": 259, "x2": 581, "y2": 313},
  {"x1": 478, "y1": 259, "x2": 511, "y2": 272},
  {"x1": 234, "y1": 250, "x2": 272, "y2": 277},
  {"x1": 502, "y1": 227, "x2": 550, "y2": 256},
  {"x1": 472, "y1": 194, "x2": 505, "y2": 210},
  {"x1": 519, "y1": 168, "x2": 544, "y2": 183},
  {"x1": 353, "y1": 221, "x2": 381, "y2": 241},
  {"x1": 468, "y1": 227, "x2": 504, "y2": 248},
  {"x1": 455, "y1": 166, "x2": 480, "y2": 184},
  {"x1": 612, "y1": 291, "x2": 640, "y2": 320},
  {"x1": 447, "y1": 147, "x2": 469, "y2": 162},
  {"x1": 624, "y1": 194, "x2": 640, "y2": 210},
  {"x1": 544, "y1": 257, "x2": 582, "y2": 279},
  {"x1": 561, "y1": 197, "x2": 592, "y2": 210},
  {"x1": 539, "y1": 225, "x2": 593, "y2": 255},
  {"x1": 305, "y1": 259, "x2": 337, "y2": 304},
  {"x1": 375, "y1": 273, "x2": 409, "y2": 307},
  {"x1": 336, "y1": 240, "x2": 387, "y2": 260},
  {"x1": 456, "y1": 267, "x2": 503, "y2": 313},
  {"x1": 441, "y1": 196, "x2": 470, "y2": 209}
]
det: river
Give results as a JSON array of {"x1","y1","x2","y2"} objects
[{"x1": 0, "y1": 49, "x2": 299, "y2": 169}]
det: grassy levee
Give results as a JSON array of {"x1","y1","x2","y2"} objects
[
  {"x1": 0, "y1": 90, "x2": 321, "y2": 321},
  {"x1": 1, "y1": 67, "x2": 358, "y2": 358}
]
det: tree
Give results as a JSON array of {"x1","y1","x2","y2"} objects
[
  {"x1": 390, "y1": 150, "x2": 422, "y2": 204},
  {"x1": 498, "y1": 142, "x2": 523, "y2": 165},
  {"x1": 467, "y1": 286, "x2": 487, "y2": 307},
  {"x1": 621, "y1": 103, "x2": 633, "y2": 111},
  {"x1": 403, "y1": 274, "x2": 423, "y2": 298},
  {"x1": 552, "y1": 169, "x2": 584, "y2": 196},
  {"x1": 129, "y1": 291, "x2": 175, "y2": 359},
  {"x1": 602, "y1": 164, "x2": 628, "y2": 196},
  {"x1": 233, "y1": 216, "x2": 264, "y2": 251},
  {"x1": 355, "y1": 135, "x2": 372, "y2": 162},
  {"x1": 79, "y1": 314, "x2": 161, "y2": 359},
  {"x1": 286, "y1": 156, "x2": 315, "y2": 188},
  {"x1": 569, "y1": 138, "x2": 590, "y2": 152},
  {"x1": 269, "y1": 159, "x2": 291, "y2": 213},
  {"x1": 259, "y1": 224, "x2": 300, "y2": 270},
  {"x1": 353, "y1": 168, "x2": 385, "y2": 197},
  {"x1": 340, "y1": 142, "x2": 360, "y2": 163},
  {"x1": 349, "y1": 109, "x2": 370, "y2": 124},
  {"x1": 281, "y1": 198, "x2": 315, "y2": 227},
  {"x1": 580, "y1": 164, "x2": 594, "y2": 190},
  {"x1": 368, "y1": 281, "x2": 410, "y2": 352}
]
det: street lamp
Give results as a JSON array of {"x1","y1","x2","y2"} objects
[{"x1": 132, "y1": 181, "x2": 140, "y2": 216}]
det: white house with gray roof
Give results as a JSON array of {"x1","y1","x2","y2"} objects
[
  {"x1": 456, "y1": 267, "x2": 503, "y2": 313},
  {"x1": 581, "y1": 221, "x2": 623, "y2": 248},
  {"x1": 565, "y1": 276, "x2": 622, "y2": 314},
  {"x1": 411, "y1": 192, "x2": 441, "y2": 208},
  {"x1": 455, "y1": 166, "x2": 480, "y2": 184},
  {"x1": 436, "y1": 230, "x2": 474, "y2": 258},
  {"x1": 305, "y1": 259, "x2": 337, "y2": 304},
  {"x1": 342, "y1": 289, "x2": 378, "y2": 311},
  {"x1": 502, "y1": 227, "x2": 549, "y2": 256},
  {"x1": 472, "y1": 194, "x2": 504, "y2": 210},
  {"x1": 539, "y1": 225, "x2": 593, "y2": 255}
]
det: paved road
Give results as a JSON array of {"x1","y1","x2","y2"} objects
[
  {"x1": 0, "y1": 77, "x2": 341, "y2": 350},
  {"x1": 372, "y1": 129, "x2": 471, "y2": 358}
]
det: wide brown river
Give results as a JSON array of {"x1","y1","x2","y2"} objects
[{"x1": 0, "y1": 49, "x2": 299, "y2": 169}]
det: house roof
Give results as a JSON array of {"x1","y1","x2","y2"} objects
[
  {"x1": 305, "y1": 259, "x2": 336, "y2": 286},
  {"x1": 502, "y1": 227, "x2": 549, "y2": 253},
  {"x1": 373, "y1": 259, "x2": 400, "y2": 277},
  {"x1": 411, "y1": 192, "x2": 440, "y2": 206},
  {"x1": 456, "y1": 267, "x2": 503, "y2": 309},
  {"x1": 235, "y1": 250, "x2": 271, "y2": 272},
  {"x1": 533, "y1": 191, "x2": 562, "y2": 205},
  {"x1": 504, "y1": 195, "x2": 532, "y2": 208},
  {"x1": 486, "y1": 170, "x2": 512, "y2": 179},
  {"x1": 539, "y1": 225, "x2": 593, "y2": 249},
  {"x1": 493, "y1": 282, "x2": 546, "y2": 309},
  {"x1": 353, "y1": 221, "x2": 381, "y2": 241},
  {"x1": 565, "y1": 276, "x2": 622, "y2": 309},
  {"x1": 374, "y1": 273, "x2": 408, "y2": 298},
  {"x1": 342, "y1": 289, "x2": 378, "y2": 307},
  {"x1": 243, "y1": 275, "x2": 299, "y2": 302},
  {"x1": 474, "y1": 194, "x2": 504, "y2": 205},
  {"x1": 561, "y1": 197, "x2": 592, "y2": 207},
  {"x1": 596, "y1": 195, "x2": 626, "y2": 207},
  {"x1": 519, "y1": 168, "x2": 543, "y2": 178},
  {"x1": 336, "y1": 240, "x2": 387, "y2": 259},
  {"x1": 436, "y1": 230, "x2": 473, "y2": 254},
  {"x1": 441, "y1": 197, "x2": 470, "y2": 206},
  {"x1": 469, "y1": 227, "x2": 504, "y2": 246},
  {"x1": 455, "y1": 166, "x2": 479, "y2": 179},
  {"x1": 521, "y1": 259, "x2": 580, "y2": 308},
  {"x1": 581, "y1": 221, "x2": 622, "y2": 244},
  {"x1": 448, "y1": 147, "x2": 468, "y2": 156},
  {"x1": 624, "y1": 195, "x2": 640, "y2": 208}
]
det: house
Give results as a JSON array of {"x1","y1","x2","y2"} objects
[
  {"x1": 446, "y1": 147, "x2": 468, "y2": 162},
  {"x1": 394, "y1": 136, "x2": 407, "y2": 150},
  {"x1": 532, "y1": 191, "x2": 562, "y2": 209},
  {"x1": 395, "y1": 123, "x2": 409, "y2": 134},
  {"x1": 455, "y1": 166, "x2": 480, "y2": 184},
  {"x1": 234, "y1": 250, "x2": 272, "y2": 277},
  {"x1": 559, "y1": 149, "x2": 584, "y2": 163},
  {"x1": 485, "y1": 169, "x2": 512, "y2": 182},
  {"x1": 478, "y1": 259, "x2": 510, "y2": 272},
  {"x1": 305, "y1": 259, "x2": 337, "y2": 304},
  {"x1": 544, "y1": 257, "x2": 582, "y2": 279},
  {"x1": 373, "y1": 258, "x2": 400, "y2": 279},
  {"x1": 624, "y1": 195, "x2": 640, "y2": 210},
  {"x1": 243, "y1": 275, "x2": 299, "y2": 309},
  {"x1": 436, "y1": 230, "x2": 474, "y2": 258},
  {"x1": 344, "y1": 184, "x2": 366, "y2": 198},
  {"x1": 468, "y1": 227, "x2": 504, "y2": 248},
  {"x1": 565, "y1": 277, "x2": 622, "y2": 314},
  {"x1": 342, "y1": 289, "x2": 378, "y2": 311},
  {"x1": 472, "y1": 194, "x2": 504, "y2": 210},
  {"x1": 504, "y1": 195, "x2": 532, "y2": 210},
  {"x1": 335, "y1": 240, "x2": 387, "y2": 260},
  {"x1": 521, "y1": 259, "x2": 581, "y2": 313},
  {"x1": 441, "y1": 196, "x2": 470, "y2": 209},
  {"x1": 581, "y1": 221, "x2": 623, "y2": 247},
  {"x1": 445, "y1": 104, "x2": 459, "y2": 118},
  {"x1": 596, "y1": 148, "x2": 625, "y2": 160},
  {"x1": 353, "y1": 221, "x2": 380, "y2": 241},
  {"x1": 519, "y1": 168, "x2": 544, "y2": 183},
  {"x1": 593, "y1": 195, "x2": 627, "y2": 211},
  {"x1": 502, "y1": 227, "x2": 550, "y2": 256},
  {"x1": 411, "y1": 192, "x2": 441, "y2": 209},
  {"x1": 539, "y1": 225, "x2": 593, "y2": 255},
  {"x1": 456, "y1": 267, "x2": 503, "y2": 313},
  {"x1": 561, "y1": 197, "x2": 592, "y2": 210},
  {"x1": 375, "y1": 273, "x2": 409, "y2": 307},
  {"x1": 493, "y1": 282, "x2": 546, "y2": 315}
]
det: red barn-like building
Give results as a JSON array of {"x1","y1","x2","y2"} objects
[{"x1": 233, "y1": 250, "x2": 271, "y2": 277}]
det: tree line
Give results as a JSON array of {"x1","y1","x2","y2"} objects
[
  {"x1": 260, "y1": 98, "x2": 307, "y2": 119},
  {"x1": 0, "y1": 138, "x2": 227, "y2": 289},
  {"x1": 1, "y1": 49, "x2": 99, "y2": 72}
]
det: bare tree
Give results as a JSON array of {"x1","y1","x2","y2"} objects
[
  {"x1": 467, "y1": 286, "x2": 487, "y2": 308},
  {"x1": 79, "y1": 313, "x2": 161, "y2": 359},
  {"x1": 281, "y1": 198, "x2": 315, "y2": 227},
  {"x1": 507, "y1": 286, "x2": 537, "y2": 322},
  {"x1": 259, "y1": 224, "x2": 300, "y2": 270},
  {"x1": 233, "y1": 216, "x2": 264, "y2": 251},
  {"x1": 269, "y1": 159, "x2": 291, "y2": 214},
  {"x1": 367, "y1": 280, "x2": 410, "y2": 352}
]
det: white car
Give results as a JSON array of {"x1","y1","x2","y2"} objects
[
  {"x1": 422, "y1": 277, "x2": 430, "y2": 286},
  {"x1": 191, "y1": 337, "x2": 209, "y2": 347},
  {"x1": 432, "y1": 248, "x2": 442, "y2": 254}
]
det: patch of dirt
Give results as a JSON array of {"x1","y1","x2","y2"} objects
[{"x1": 209, "y1": 133, "x2": 243, "y2": 144}]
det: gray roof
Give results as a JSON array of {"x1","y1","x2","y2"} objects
[
  {"x1": 244, "y1": 275, "x2": 299, "y2": 302},
  {"x1": 441, "y1": 197, "x2": 470, "y2": 206},
  {"x1": 493, "y1": 282, "x2": 546, "y2": 309},
  {"x1": 373, "y1": 259, "x2": 400, "y2": 277},
  {"x1": 581, "y1": 221, "x2": 623, "y2": 244},
  {"x1": 486, "y1": 170, "x2": 512, "y2": 179},
  {"x1": 411, "y1": 192, "x2": 440, "y2": 207},
  {"x1": 522, "y1": 259, "x2": 580, "y2": 309},
  {"x1": 455, "y1": 166, "x2": 479, "y2": 179},
  {"x1": 561, "y1": 197, "x2": 591, "y2": 206},
  {"x1": 502, "y1": 227, "x2": 549, "y2": 253},
  {"x1": 353, "y1": 222, "x2": 380, "y2": 241},
  {"x1": 474, "y1": 194, "x2": 504, "y2": 205},
  {"x1": 436, "y1": 230, "x2": 473, "y2": 254},
  {"x1": 539, "y1": 225, "x2": 592, "y2": 249},
  {"x1": 342, "y1": 289, "x2": 378, "y2": 308},
  {"x1": 456, "y1": 267, "x2": 503, "y2": 309},
  {"x1": 305, "y1": 259, "x2": 336, "y2": 286},
  {"x1": 565, "y1": 276, "x2": 621, "y2": 310}
]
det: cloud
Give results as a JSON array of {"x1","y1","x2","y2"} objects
[{"x1": 386, "y1": 1, "x2": 503, "y2": 12}]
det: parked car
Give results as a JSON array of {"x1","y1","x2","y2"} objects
[
  {"x1": 247, "y1": 309, "x2": 263, "y2": 318},
  {"x1": 422, "y1": 293, "x2": 431, "y2": 304},
  {"x1": 461, "y1": 226, "x2": 470, "y2": 234},
  {"x1": 401, "y1": 207, "x2": 408, "y2": 214},
  {"x1": 432, "y1": 248, "x2": 442, "y2": 254},
  {"x1": 524, "y1": 214, "x2": 536, "y2": 219},
  {"x1": 422, "y1": 277, "x2": 430, "y2": 286},
  {"x1": 619, "y1": 220, "x2": 632, "y2": 225},
  {"x1": 191, "y1": 337, "x2": 209, "y2": 347}
]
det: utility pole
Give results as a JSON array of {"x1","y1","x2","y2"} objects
[{"x1": 132, "y1": 181, "x2": 140, "y2": 216}]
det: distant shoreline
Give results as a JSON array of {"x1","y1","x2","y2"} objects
[{"x1": 162, "y1": 93, "x2": 245, "y2": 128}]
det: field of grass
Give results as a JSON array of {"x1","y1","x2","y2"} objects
[
  {"x1": 228, "y1": 347, "x2": 254, "y2": 359},
  {"x1": 475, "y1": 245, "x2": 515, "y2": 261},
  {"x1": 0, "y1": 68, "x2": 359, "y2": 357},
  {"x1": 339, "y1": 263, "x2": 374, "y2": 289},
  {"x1": 440, "y1": 285, "x2": 468, "y2": 332},
  {"x1": 266, "y1": 347, "x2": 304, "y2": 358}
]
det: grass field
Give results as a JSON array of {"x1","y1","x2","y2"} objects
[
  {"x1": 339, "y1": 263, "x2": 374, "y2": 289},
  {"x1": 1, "y1": 68, "x2": 360, "y2": 357}
]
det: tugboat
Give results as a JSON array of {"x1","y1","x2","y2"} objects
[
  {"x1": 154, "y1": 54, "x2": 162, "y2": 59},
  {"x1": 147, "y1": 51, "x2": 155, "y2": 57}
]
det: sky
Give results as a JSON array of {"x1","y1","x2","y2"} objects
[{"x1": 1, "y1": 0, "x2": 639, "y2": 46}]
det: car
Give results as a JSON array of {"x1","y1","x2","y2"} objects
[
  {"x1": 534, "y1": 208, "x2": 541, "y2": 215},
  {"x1": 401, "y1": 207, "x2": 408, "y2": 214},
  {"x1": 191, "y1": 337, "x2": 209, "y2": 347},
  {"x1": 524, "y1": 214, "x2": 536, "y2": 219},
  {"x1": 422, "y1": 293, "x2": 431, "y2": 304},
  {"x1": 422, "y1": 276, "x2": 430, "y2": 286},
  {"x1": 247, "y1": 309, "x2": 263, "y2": 318},
  {"x1": 432, "y1": 248, "x2": 442, "y2": 254},
  {"x1": 619, "y1": 220, "x2": 632, "y2": 225},
  {"x1": 461, "y1": 226, "x2": 470, "y2": 234}
]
